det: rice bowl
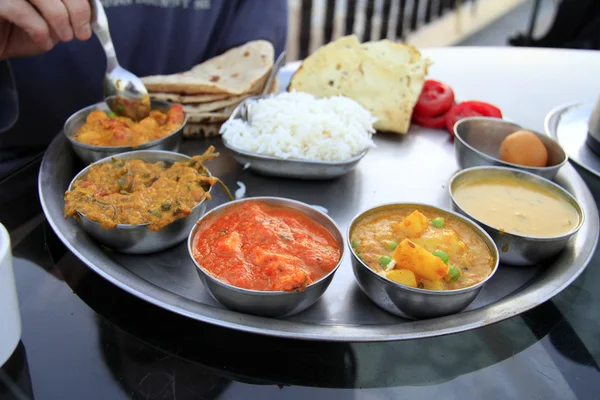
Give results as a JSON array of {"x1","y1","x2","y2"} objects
[{"x1": 220, "y1": 92, "x2": 376, "y2": 162}]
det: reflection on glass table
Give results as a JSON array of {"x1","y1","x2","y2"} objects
[{"x1": 4, "y1": 208, "x2": 599, "y2": 399}]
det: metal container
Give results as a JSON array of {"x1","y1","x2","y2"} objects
[
  {"x1": 454, "y1": 117, "x2": 567, "y2": 180},
  {"x1": 67, "y1": 150, "x2": 212, "y2": 254},
  {"x1": 221, "y1": 96, "x2": 371, "y2": 180},
  {"x1": 544, "y1": 102, "x2": 600, "y2": 178},
  {"x1": 348, "y1": 203, "x2": 500, "y2": 320},
  {"x1": 586, "y1": 94, "x2": 600, "y2": 155},
  {"x1": 0, "y1": 223, "x2": 21, "y2": 366},
  {"x1": 449, "y1": 166, "x2": 585, "y2": 266},
  {"x1": 187, "y1": 197, "x2": 345, "y2": 317},
  {"x1": 64, "y1": 99, "x2": 186, "y2": 164}
]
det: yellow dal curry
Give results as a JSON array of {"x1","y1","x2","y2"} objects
[
  {"x1": 351, "y1": 208, "x2": 494, "y2": 290},
  {"x1": 73, "y1": 104, "x2": 184, "y2": 147},
  {"x1": 64, "y1": 147, "x2": 220, "y2": 231},
  {"x1": 452, "y1": 176, "x2": 580, "y2": 238}
]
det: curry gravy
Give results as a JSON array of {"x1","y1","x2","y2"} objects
[
  {"x1": 351, "y1": 207, "x2": 494, "y2": 290},
  {"x1": 452, "y1": 176, "x2": 580, "y2": 238}
]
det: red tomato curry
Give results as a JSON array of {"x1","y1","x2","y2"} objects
[
  {"x1": 73, "y1": 105, "x2": 184, "y2": 147},
  {"x1": 192, "y1": 201, "x2": 341, "y2": 292}
]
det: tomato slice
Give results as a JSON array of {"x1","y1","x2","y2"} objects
[
  {"x1": 412, "y1": 112, "x2": 447, "y2": 129},
  {"x1": 444, "y1": 101, "x2": 503, "y2": 135},
  {"x1": 414, "y1": 80, "x2": 455, "y2": 117}
]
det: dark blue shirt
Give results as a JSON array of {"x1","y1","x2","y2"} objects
[{"x1": 0, "y1": 0, "x2": 287, "y2": 173}]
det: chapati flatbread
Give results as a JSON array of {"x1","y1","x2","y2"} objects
[
  {"x1": 288, "y1": 35, "x2": 429, "y2": 134},
  {"x1": 186, "y1": 105, "x2": 236, "y2": 123},
  {"x1": 181, "y1": 94, "x2": 250, "y2": 114},
  {"x1": 149, "y1": 92, "x2": 230, "y2": 104},
  {"x1": 141, "y1": 40, "x2": 274, "y2": 95},
  {"x1": 183, "y1": 123, "x2": 222, "y2": 138},
  {"x1": 187, "y1": 113, "x2": 230, "y2": 123}
]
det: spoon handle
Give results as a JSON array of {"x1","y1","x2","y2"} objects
[
  {"x1": 90, "y1": 0, "x2": 119, "y2": 71},
  {"x1": 261, "y1": 51, "x2": 287, "y2": 96},
  {"x1": 590, "y1": 94, "x2": 600, "y2": 141}
]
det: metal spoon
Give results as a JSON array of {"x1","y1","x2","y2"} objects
[
  {"x1": 261, "y1": 50, "x2": 287, "y2": 96},
  {"x1": 89, "y1": 0, "x2": 150, "y2": 121},
  {"x1": 239, "y1": 50, "x2": 287, "y2": 120}
]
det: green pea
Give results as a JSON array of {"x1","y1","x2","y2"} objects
[
  {"x1": 147, "y1": 209, "x2": 162, "y2": 218},
  {"x1": 351, "y1": 240, "x2": 360, "y2": 249},
  {"x1": 107, "y1": 111, "x2": 117, "y2": 119},
  {"x1": 431, "y1": 217, "x2": 445, "y2": 228},
  {"x1": 386, "y1": 240, "x2": 399, "y2": 251},
  {"x1": 379, "y1": 256, "x2": 393, "y2": 267},
  {"x1": 448, "y1": 265, "x2": 461, "y2": 281},
  {"x1": 432, "y1": 249, "x2": 449, "y2": 264}
]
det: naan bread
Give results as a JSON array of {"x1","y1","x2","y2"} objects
[
  {"x1": 183, "y1": 123, "x2": 222, "y2": 138},
  {"x1": 288, "y1": 35, "x2": 429, "y2": 134},
  {"x1": 141, "y1": 40, "x2": 274, "y2": 95}
]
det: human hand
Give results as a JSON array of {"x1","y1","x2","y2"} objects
[{"x1": 0, "y1": 0, "x2": 92, "y2": 60}]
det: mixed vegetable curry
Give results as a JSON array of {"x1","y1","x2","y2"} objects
[
  {"x1": 64, "y1": 146, "x2": 221, "y2": 231},
  {"x1": 351, "y1": 207, "x2": 494, "y2": 290},
  {"x1": 72, "y1": 104, "x2": 184, "y2": 147},
  {"x1": 192, "y1": 200, "x2": 341, "y2": 292}
]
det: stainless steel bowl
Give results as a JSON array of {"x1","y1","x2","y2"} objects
[
  {"x1": 67, "y1": 150, "x2": 212, "y2": 254},
  {"x1": 221, "y1": 96, "x2": 372, "y2": 180},
  {"x1": 449, "y1": 166, "x2": 584, "y2": 266},
  {"x1": 348, "y1": 203, "x2": 499, "y2": 320},
  {"x1": 454, "y1": 117, "x2": 567, "y2": 180},
  {"x1": 187, "y1": 197, "x2": 345, "y2": 317},
  {"x1": 64, "y1": 99, "x2": 187, "y2": 165}
]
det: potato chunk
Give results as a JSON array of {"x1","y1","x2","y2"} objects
[
  {"x1": 386, "y1": 269, "x2": 417, "y2": 287},
  {"x1": 395, "y1": 210, "x2": 429, "y2": 237},
  {"x1": 392, "y1": 239, "x2": 449, "y2": 281}
]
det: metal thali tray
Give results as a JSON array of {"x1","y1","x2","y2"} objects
[{"x1": 38, "y1": 69, "x2": 600, "y2": 342}]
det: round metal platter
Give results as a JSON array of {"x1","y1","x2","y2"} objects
[
  {"x1": 545, "y1": 103, "x2": 600, "y2": 178},
  {"x1": 39, "y1": 65, "x2": 600, "y2": 342}
]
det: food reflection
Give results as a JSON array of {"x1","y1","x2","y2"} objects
[
  {"x1": 73, "y1": 104, "x2": 184, "y2": 147},
  {"x1": 452, "y1": 175, "x2": 580, "y2": 238},
  {"x1": 191, "y1": 200, "x2": 342, "y2": 292},
  {"x1": 64, "y1": 147, "x2": 220, "y2": 231},
  {"x1": 351, "y1": 208, "x2": 494, "y2": 290}
]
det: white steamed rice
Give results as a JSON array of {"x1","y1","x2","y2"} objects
[{"x1": 220, "y1": 92, "x2": 376, "y2": 161}]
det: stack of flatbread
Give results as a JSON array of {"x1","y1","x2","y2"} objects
[{"x1": 141, "y1": 40, "x2": 278, "y2": 138}]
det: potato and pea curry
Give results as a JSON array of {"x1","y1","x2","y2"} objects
[
  {"x1": 64, "y1": 147, "x2": 223, "y2": 231},
  {"x1": 72, "y1": 104, "x2": 184, "y2": 147},
  {"x1": 351, "y1": 207, "x2": 494, "y2": 290}
]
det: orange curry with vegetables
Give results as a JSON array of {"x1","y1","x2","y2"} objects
[
  {"x1": 73, "y1": 104, "x2": 184, "y2": 147},
  {"x1": 351, "y1": 207, "x2": 494, "y2": 291},
  {"x1": 192, "y1": 201, "x2": 341, "y2": 292},
  {"x1": 64, "y1": 147, "x2": 219, "y2": 231}
]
